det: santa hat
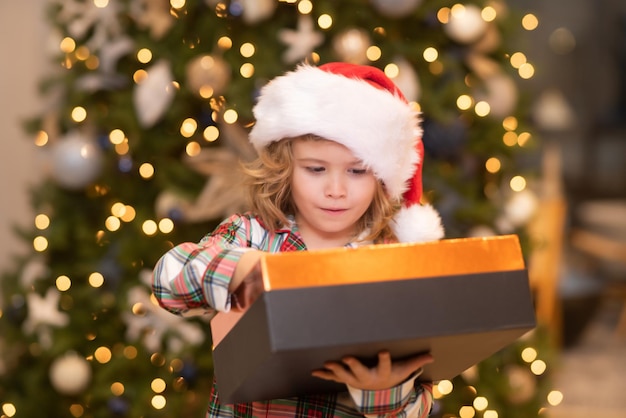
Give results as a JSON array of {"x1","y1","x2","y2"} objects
[{"x1": 249, "y1": 62, "x2": 444, "y2": 243}]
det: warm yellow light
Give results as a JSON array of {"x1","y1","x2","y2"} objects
[
  {"x1": 111, "y1": 202, "x2": 127, "y2": 217},
  {"x1": 123, "y1": 346, "x2": 138, "y2": 359},
  {"x1": 2, "y1": 403, "x2": 17, "y2": 417},
  {"x1": 111, "y1": 382, "x2": 125, "y2": 396},
  {"x1": 240, "y1": 63, "x2": 255, "y2": 78},
  {"x1": 521, "y1": 347, "x2": 537, "y2": 362},
  {"x1": 105, "y1": 216, "x2": 121, "y2": 231},
  {"x1": 423, "y1": 47, "x2": 438, "y2": 62},
  {"x1": 366, "y1": 46, "x2": 381, "y2": 61},
  {"x1": 223, "y1": 109, "x2": 238, "y2": 124},
  {"x1": 56, "y1": 275, "x2": 71, "y2": 292},
  {"x1": 137, "y1": 48, "x2": 153, "y2": 64},
  {"x1": 151, "y1": 378, "x2": 167, "y2": 393},
  {"x1": 473, "y1": 396, "x2": 488, "y2": 411},
  {"x1": 71, "y1": 106, "x2": 87, "y2": 122},
  {"x1": 518, "y1": 63, "x2": 535, "y2": 79},
  {"x1": 481, "y1": 6, "x2": 497, "y2": 22},
  {"x1": 437, "y1": 380, "x2": 453, "y2": 395},
  {"x1": 484, "y1": 410, "x2": 498, "y2": 418},
  {"x1": 35, "y1": 214, "x2": 50, "y2": 230},
  {"x1": 298, "y1": 0, "x2": 313, "y2": 14},
  {"x1": 510, "y1": 176, "x2": 527, "y2": 192},
  {"x1": 75, "y1": 46, "x2": 90, "y2": 61},
  {"x1": 547, "y1": 390, "x2": 564, "y2": 406},
  {"x1": 437, "y1": 7, "x2": 450, "y2": 23},
  {"x1": 109, "y1": 129, "x2": 125, "y2": 145},
  {"x1": 522, "y1": 14, "x2": 539, "y2": 31},
  {"x1": 485, "y1": 157, "x2": 501, "y2": 173},
  {"x1": 133, "y1": 69, "x2": 148, "y2": 83},
  {"x1": 510, "y1": 52, "x2": 527, "y2": 68},
  {"x1": 180, "y1": 118, "x2": 198, "y2": 137},
  {"x1": 139, "y1": 163, "x2": 155, "y2": 179},
  {"x1": 33, "y1": 236, "x2": 48, "y2": 252},
  {"x1": 35, "y1": 130, "x2": 49, "y2": 146},
  {"x1": 60, "y1": 37, "x2": 76, "y2": 53},
  {"x1": 517, "y1": 132, "x2": 532, "y2": 147},
  {"x1": 502, "y1": 116, "x2": 518, "y2": 131},
  {"x1": 240, "y1": 42, "x2": 255, "y2": 57},
  {"x1": 115, "y1": 141, "x2": 129, "y2": 155},
  {"x1": 217, "y1": 36, "x2": 232, "y2": 50},
  {"x1": 94, "y1": 0, "x2": 109, "y2": 7},
  {"x1": 503, "y1": 131, "x2": 517, "y2": 146},
  {"x1": 89, "y1": 272, "x2": 105, "y2": 288},
  {"x1": 186, "y1": 141, "x2": 201, "y2": 156},
  {"x1": 457, "y1": 95, "x2": 473, "y2": 110},
  {"x1": 199, "y1": 85, "x2": 214, "y2": 98},
  {"x1": 95, "y1": 346, "x2": 112, "y2": 363},
  {"x1": 120, "y1": 205, "x2": 136, "y2": 222},
  {"x1": 142, "y1": 220, "x2": 158, "y2": 236},
  {"x1": 475, "y1": 101, "x2": 491, "y2": 117},
  {"x1": 459, "y1": 405, "x2": 476, "y2": 418},
  {"x1": 384, "y1": 63, "x2": 400, "y2": 79},
  {"x1": 318, "y1": 14, "x2": 333, "y2": 29},
  {"x1": 69, "y1": 404, "x2": 84, "y2": 417},
  {"x1": 151, "y1": 394, "x2": 167, "y2": 409},
  {"x1": 159, "y1": 218, "x2": 174, "y2": 234},
  {"x1": 170, "y1": 0, "x2": 185, "y2": 9},
  {"x1": 204, "y1": 126, "x2": 219, "y2": 142},
  {"x1": 530, "y1": 359, "x2": 547, "y2": 375}
]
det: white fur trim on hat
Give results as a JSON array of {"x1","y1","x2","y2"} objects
[
  {"x1": 249, "y1": 64, "x2": 422, "y2": 200},
  {"x1": 392, "y1": 204, "x2": 445, "y2": 243}
]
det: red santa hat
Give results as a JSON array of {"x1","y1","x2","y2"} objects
[{"x1": 249, "y1": 62, "x2": 444, "y2": 243}]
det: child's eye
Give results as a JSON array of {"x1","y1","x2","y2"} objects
[
  {"x1": 305, "y1": 166, "x2": 325, "y2": 173},
  {"x1": 349, "y1": 168, "x2": 368, "y2": 175}
]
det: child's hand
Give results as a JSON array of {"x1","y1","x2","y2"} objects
[
  {"x1": 231, "y1": 261, "x2": 263, "y2": 311},
  {"x1": 311, "y1": 351, "x2": 433, "y2": 391}
]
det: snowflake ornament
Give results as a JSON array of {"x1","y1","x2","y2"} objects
[
  {"x1": 22, "y1": 287, "x2": 70, "y2": 348},
  {"x1": 123, "y1": 271, "x2": 205, "y2": 353},
  {"x1": 278, "y1": 15, "x2": 324, "y2": 64},
  {"x1": 53, "y1": 0, "x2": 125, "y2": 51}
]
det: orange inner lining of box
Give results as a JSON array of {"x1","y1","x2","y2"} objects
[{"x1": 261, "y1": 235, "x2": 525, "y2": 291}]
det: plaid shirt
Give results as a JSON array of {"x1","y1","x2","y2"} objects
[{"x1": 152, "y1": 213, "x2": 433, "y2": 417}]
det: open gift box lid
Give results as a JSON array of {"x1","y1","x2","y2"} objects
[{"x1": 210, "y1": 235, "x2": 536, "y2": 403}]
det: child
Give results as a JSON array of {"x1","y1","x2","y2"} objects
[{"x1": 152, "y1": 62, "x2": 444, "y2": 417}]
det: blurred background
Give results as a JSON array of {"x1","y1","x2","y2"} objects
[{"x1": 1, "y1": 1, "x2": 625, "y2": 417}]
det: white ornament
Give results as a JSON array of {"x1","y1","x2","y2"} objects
[
  {"x1": 19, "y1": 258, "x2": 50, "y2": 288},
  {"x1": 278, "y1": 15, "x2": 324, "y2": 64},
  {"x1": 444, "y1": 4, "x2": 488, "y2": 44},
  {"x1": 54, "y1": 0, "x2": 124, "y2": 51},
  {"x1": 133, "y1": 60, "x2": 176, "y2": 128},
  {"x1": 478, "y1": 73, "x2": 518, "y2": 118},
  {"x1": 504, "y1": 189, "x2": 539, "y2": 227},
  {"x1": 49, "y1": 352, "x2": 92, "y2": 395},
  {"x1": 130, "y1": 0, "x2": 175, "y2": 39},
  {"x1": 22, "y1": 288, "x2": 70, "y2": 349},
  {"x1": 370, "y1": 0, "x2": 423, "y2": 18},
  {"x1": 533, "y1": 89, "x2": 576, "y2": 132},
  {"x1": 123, "y1": 275, "x2": 204, "y2": 353},
  {"x1": 332, "y1": 28, "x2": 371, "y2": 65},
  {"x1": 241, "y1": 0, "x2": 276, "y2": 24},
  {"x1": 49, "y1": 131, "x2": 104, "y2": 190},
  {"x1": 390, "y1": 58, "x2": 421, "y2": 102},
  {"x1": 186, "y1": 55, "x2": 231, "y2": 97}
]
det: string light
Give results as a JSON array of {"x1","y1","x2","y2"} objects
[
  {"x1": 88, "y1": 272, "x2": 105, "y2": 288},
  {"x1": 33, "y1": 236, "x2": 48, "y2": 252},
  {"x1": 95, "y1": 346, "x2": 112, "y2": 363},
  {"x1": 56, "y1": 275, "x2": 71, "y2": 291},
  {"x1": 522, "y1": 14, "x2": 539, "y2": 30},
  {"x1": 35, "y1": 214, "x2": 50, "y2": 229},
  {"x1": 71, "y1": 106, "x2": 87, "y2": 123},
  {"x1": 473, "y1": 396, "x2": 488, "y2": 411},
  {"x1": 203, "y1": 125, "x2": 219, "y2": 142},
  {"x1": 137, "y1": 48, "x2": 153, "y2": 64}
]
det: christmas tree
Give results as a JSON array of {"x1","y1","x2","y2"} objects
[{"x1": 0, "y1": 0, "x2": 556, "y2": 417}]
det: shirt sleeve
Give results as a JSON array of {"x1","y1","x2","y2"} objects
[
  {"x1": 346, "y1": 379, "x2": 433, "y2": 418},
  {"x1": 151, "y1": 214, "x2": 256, "y2": 317}
]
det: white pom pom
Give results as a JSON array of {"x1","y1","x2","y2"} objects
[{"x1": 392, "y1": 204, "x2": 445, "y2": 243}]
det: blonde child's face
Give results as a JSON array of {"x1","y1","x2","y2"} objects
[{"x1": 290, "y1": 138, "x2": 377, "y2": 249}]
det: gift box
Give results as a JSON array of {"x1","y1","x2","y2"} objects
[{"x1": 210, "y1": 235, "x2": 535, "y2": 404}]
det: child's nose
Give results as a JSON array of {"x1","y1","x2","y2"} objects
[{"x1": 325, "y1": 174, "x2": 347, "y2": 198}]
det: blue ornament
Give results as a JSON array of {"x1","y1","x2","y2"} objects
[{"x1": 107, "y1": 397, "x2": 130, "y2": 415}]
